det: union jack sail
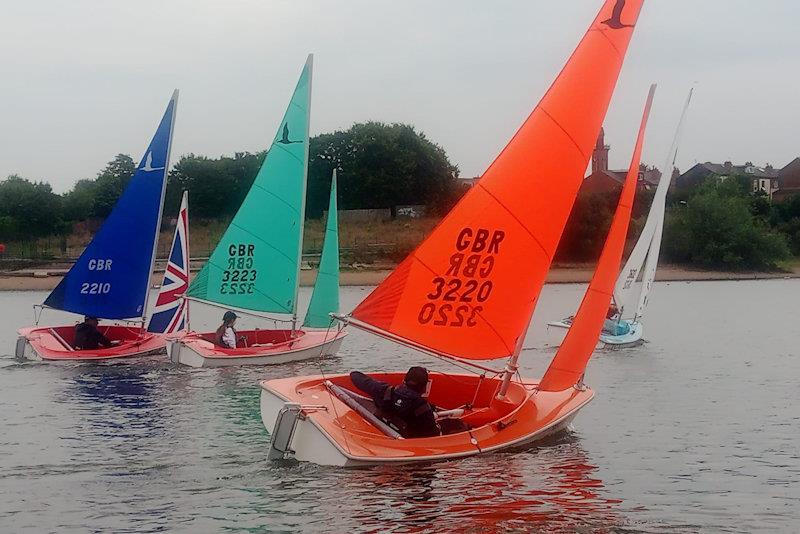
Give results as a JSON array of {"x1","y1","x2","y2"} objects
[{"x1": 148, "y1": 191, "x2": 189, "y2": 333}]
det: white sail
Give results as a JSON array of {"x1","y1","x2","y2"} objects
[{"x1": 614, "y1": 88, "x2": 694, "y2": 321}]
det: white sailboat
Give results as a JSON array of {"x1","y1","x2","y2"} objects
[{"x1": 548, "y1": 88, "x2": 693, "y2": 348}]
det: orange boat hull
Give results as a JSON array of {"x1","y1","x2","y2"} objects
[
  {"x1": 169, "y1": 328, "x2": 347, "y2": 367},
  {"x1": 16, "y1": 325, "x2": 166, "y2": 361},
  {"x1": 260, "y1": 372, "x2": 593, "y2": 467}
]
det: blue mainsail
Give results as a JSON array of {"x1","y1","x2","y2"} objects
[{"x1": 45, "y1": 91, "x2": 178, "y2": 319}]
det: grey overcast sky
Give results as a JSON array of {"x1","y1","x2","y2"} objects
[{"x1": 1, "y1": 0, "x2": 798, "y2": 192}]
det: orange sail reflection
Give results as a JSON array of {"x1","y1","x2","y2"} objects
[{"x1": 337, "y1": 436, "x2": 623, "y2": 533}]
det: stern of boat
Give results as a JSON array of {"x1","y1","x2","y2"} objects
[
  {"x1": 15, "y1": 332, "x2": 40, "y2": 361},
  {"x1": 599, "y1": 321, "x2": 644, "y2": 348}
]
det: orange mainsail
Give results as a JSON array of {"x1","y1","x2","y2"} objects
[
  {"x1": 350, "y1": 0, "x2": 645, "y2": 361},
  {"x1": 539, "y1": 84, "x2": 656, "y2": 391}
]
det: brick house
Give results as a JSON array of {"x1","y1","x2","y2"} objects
[{"x1": 582, "y1": 128, "x2": 661, "y2": 193}]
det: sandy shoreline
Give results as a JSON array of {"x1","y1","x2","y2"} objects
[{"x1": 0, "y1": 264, "x2": 797, "y2": 291}]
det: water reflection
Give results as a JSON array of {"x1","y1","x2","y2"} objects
[{"x1": 321, "y1": 433, "x2": 623, "y2": 533}]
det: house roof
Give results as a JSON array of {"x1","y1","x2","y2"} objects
[{"x1": 697, "y1": 162, "x2": 779, "y2": 179}]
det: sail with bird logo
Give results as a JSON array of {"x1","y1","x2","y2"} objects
[
  {"x1": 348, "y1": 0, "x2": 645, "y2": 361},
  {"x1": 186, "y1": 56, "x2": 312, "y2": 317},
  {"x1": 44, "y1": 91, "x2": 178, "y2": 320}
]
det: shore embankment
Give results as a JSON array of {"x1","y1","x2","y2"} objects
[{"x1": 0, "y1": 262, "x2": 797, "y2": 291}]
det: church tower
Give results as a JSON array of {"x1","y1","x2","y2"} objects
[{"x1": 592, "y1": 127, "x2": 609, "y2": 173}]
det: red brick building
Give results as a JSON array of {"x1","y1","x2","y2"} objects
[
  {"x1": 774, "y1": 158, "x2": 800, "y2": 202},
  {"x1": 582, "y1": 128, "x2": 661, "y2": 194}
]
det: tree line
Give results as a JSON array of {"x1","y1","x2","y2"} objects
[
  {"x1": 2, "y1": 119, "x2": 798, "y2": 270},
  {"x1": 0, "y1": 122, "x2": 462, "y2": 240},
  {"x1": 556, "y1": 173, "x2": 796, "y2": 270}
]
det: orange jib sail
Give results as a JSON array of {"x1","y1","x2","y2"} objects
[
  {"x1": 350, "y1": 0, "x2": 645, "y2": 361},
  {"x1": 539, "y1": 84, "x2": 656, "y2": 391}
]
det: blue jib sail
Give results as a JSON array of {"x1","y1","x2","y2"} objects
[{"x1": 44, "y1": 91, "x2": 178, "y2": 320}]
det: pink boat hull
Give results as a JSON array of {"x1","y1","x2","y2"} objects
[{"x1": 16, "y1": 325, "x2": 166, "y2": 361}]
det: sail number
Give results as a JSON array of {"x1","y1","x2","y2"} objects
[
  {"x1": 79, "y1": 259, "x2": 113, "y2": 295},
  {"x1": 417, "y1": 228, "x2": 504, "y2": 327},
  {"x1": 80, "y1": 282, "x2": 111, "y2": 294},
  {"x1": 220, "y1": 243, "x2": 257, "y2": 295}
]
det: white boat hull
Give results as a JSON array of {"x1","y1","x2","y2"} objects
[
  {"x1": 546, "y1": 320, "x2": 644, "y2": 349},
  {"x1": 259, "y1": 382, "x2": 589, "y2": 468},
  {"x1": 168, "y1": 334, "x2": 344, "y2": 368}
]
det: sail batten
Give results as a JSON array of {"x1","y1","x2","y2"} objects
[
  {"x1": 350, "y1": 0, "x2": 645, "y2": 361},
  {"x1": 539, "y1": 84, "x2": 656, "y2": 392},
  {"x1": 186, "y1": 55, "x2": 313, "y2": 316}
]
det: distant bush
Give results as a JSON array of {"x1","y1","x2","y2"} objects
[{"x1": 663, "y1": 178, "x2": 789, "y2": 269}]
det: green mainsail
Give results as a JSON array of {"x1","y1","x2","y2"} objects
[
  {"x1": 187, "y1": 55, "x2": 312, "y2": 316},
  {"x1": 303, "y1": 170, "x2": 340, "y2": 328}
]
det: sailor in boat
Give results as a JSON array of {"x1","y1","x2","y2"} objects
[
  {"x1": 73, "y1": 316, "x2": 114, "y2": 350},
  {"x1": 602, "y1": 304, "x2": 630, "y2": 336},
  {"x1": 349, "y1": 367, "x2": 441, "y2": 438},
  {"x1": 215, "y1": 311, "x2": 239, "y2": 349}
]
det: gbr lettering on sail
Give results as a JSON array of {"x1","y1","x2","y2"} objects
[
  {"x1": 418, "y1": 227, "x2": 504, "y2": 327},
  {"x1": 80, "y1": 258, "x2": 113, "y2": 294}
]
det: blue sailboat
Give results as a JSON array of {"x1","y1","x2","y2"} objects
[{"x1": 16, "y1": 91, "x2": 179, "y2": 361}]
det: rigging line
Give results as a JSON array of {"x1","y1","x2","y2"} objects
[
  {"x1": 183, "y1": 297, "x2": 294, "y2": 323},
  {"x1": 315, "y1": 323, "x2": 353, "y2": 455}
]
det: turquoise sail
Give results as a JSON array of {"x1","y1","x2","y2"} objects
[
  {"x1": 303, "y1": 170, "x2": 340, "y2": 328},
  {"x1": 187, "y1": 56, "x2": 312, "y2": 315}
]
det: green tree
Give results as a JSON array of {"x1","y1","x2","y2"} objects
[
  {"x1": 663, "y1": 178, "x2": 789, "y2": 269},
  {"x1": 555, "y1": 191, "x2": 619, "y2": 262},
  {"x1": 166, "y1": 152, "x2": 264, "y2": 219},
  {"x1": 91, "y1": 154, "x2": 136, "y2": 218},
  {"x1": 0, "y1": 175, "x2": 64, "y2": 239},
  {"x1": 62, "y1": 178, "x2": 97, "y2": 221},
  {"x1": 307, "y1": 122, "x2": 459, "y2": 218}
]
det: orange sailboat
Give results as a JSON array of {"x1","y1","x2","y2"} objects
[{"x1": 260, "y1": 0, "x2": 649, "y2": 466}]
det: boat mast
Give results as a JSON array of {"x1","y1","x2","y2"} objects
[
  {"x1": 632, "y1": 87, "x2": 693, "y2": 323},
  {"x1": 496, "y1": 312, "x2": 532, "y2": 399},
  {"x1": 291, "y1": 55, "x2": 313, "y2": 335},
  {"x1": 141, "y1": 89, "x2": 179, "y2": 325},
  {"x1": 182, "y1": 190, "x2": 191, "y2": 331}
]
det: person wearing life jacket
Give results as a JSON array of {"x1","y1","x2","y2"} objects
[
  {"x1": 602, "y1": 303, "x2": 631, "y2": 336},
  {"x1": 350, "y1": 366, "x2": 441, "y2": 438},
  {"x1": 74, "y1": 316, "x2": 113, "y2": 350},
  {"x1": 215, "y1": 311, "x2": 238, "y2": 349}
]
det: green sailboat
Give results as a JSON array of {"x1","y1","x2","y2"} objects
[{"x1": 169, "y1": 55, "x2": 347, "y2": 368}]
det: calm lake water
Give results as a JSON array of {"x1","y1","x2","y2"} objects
[{"x1": 1, "y1": 280, "x2": 798, "y2": 532}]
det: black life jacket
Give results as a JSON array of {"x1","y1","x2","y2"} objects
[{"x1": 376, "y1": 384, "x2": 436, "y2": 438}]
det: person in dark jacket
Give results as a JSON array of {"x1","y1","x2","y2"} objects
[
  {"x1": 74, "y1": 316, "x2": 113, "y2": 350},
  {"x1": 350, "y1": 366, "x2": 440, "y2": 438}
]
